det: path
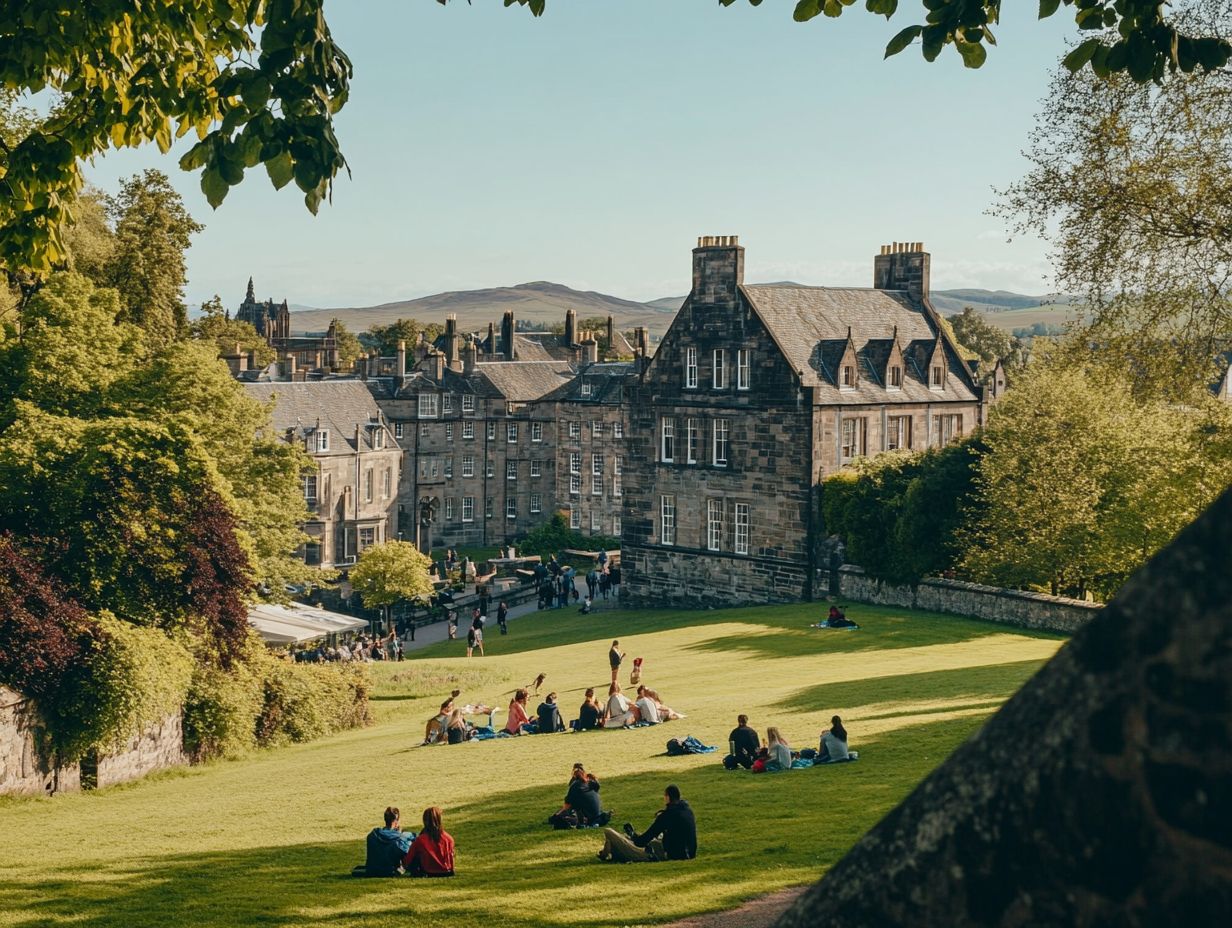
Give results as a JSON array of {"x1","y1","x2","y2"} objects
[{"x1": 663, "y1": 888, "x2": 807, "y2": 928}]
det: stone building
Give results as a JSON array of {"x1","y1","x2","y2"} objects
[
  {"x1": 236, "y1": 277, "x2": 340, "y2": 371},
  {"x1": 621, "y1": 236, "x2": 988, "y2": 607},
  {"x1": 242, "y1": 381, "x2": 401, "y2": 567}
]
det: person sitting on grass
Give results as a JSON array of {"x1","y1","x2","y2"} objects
[
  {"x1": 549, "y1": 763, "x2": 607, "y2": 828},
  {"x1": 446, "y1": 708, "x2": 473, "y2": 744},
  {"x1": 724, "y1": 714, "x2": 760, "y2": 770},
  {"x1": 634, "y1": 687, "x2": 661, "y2": 725},
  {"x1": 597, "y1": 784, "x2": 696, "y2": 863},
  {"x1": 764, "y1": 727, "x2": 792, "y2": 771},
  {"x1": 403, "y1": 807, "x2": 455, "y2": 877},
  {"x1": 576, "y1": 688, "x2": 602, "y2": 731},
  {"x1": 537, "y1": 692, "x2": 566, "y2": 733},
  {"x1": 505, "y1": 688, "x2": 537, "y2": 735},
  {"x1": 602, "y1": 682, "x2": 639, "y2": 729},
  {"x1": 637, "y1": 685, "x2": 685, "y2": 721},
  {"x1": 825, "y1": 605, "x2": 858, "y2": 629},
  {"x1": 364, "y1": 806, "x2": 415, "y2": 876},
  {"x1": 819, "y1": 715, "x2": 850, "y2": 762}
]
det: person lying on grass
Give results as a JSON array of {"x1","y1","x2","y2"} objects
[
  {"x1": 549, "y1": 763, "x2": 608, "y2": 829},
  {"x1": 597, "y1": 784, "x2": 696, "y2": 863},
  {"x1": 403, "y1": 807, "x2": 455, "y2": 877},
  {"x1": 365, "y1": 806, "x2": 415, "y2": 877}
]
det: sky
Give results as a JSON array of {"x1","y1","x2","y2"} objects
[{"x1": 85, "y1": 0, "x2": 1074, "y2": 310}]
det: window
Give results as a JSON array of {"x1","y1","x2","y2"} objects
[
  {"x1": 712, "y1": 419, "x2": 729, "y2": 467},
  {"x1": 358, "y1": 527, "x2": 375, "y2": 551},
  {"x1": 444, "y1": 423, "x2": 454, "y2": 442},
  {"x1": 462, "y1": 394, "x2": 476, "y2": 415},
  {"x1": 686, "y1": 418, "x2": 700, "y2": 464},
  {"x1": 889, "y1": 365, "x2": 903, "y2": 389},
  {"x1": 685, "y1": 346, "x2": 698, "y2": 389},
  {"x1": 613, "y1": 475, "x2": 622, "y2": 498},
  {"x1": 394, "y1": 422, "x2": 404, "y2": 440},
  {"x1": 660, "y1": 417, "x2": 676, "y2": 463},
  {"x1": 443, "y1": 394, "x2": 454, "y2": 414},
  {"x1": 613, "y1": 421, "x2": 623, "y2": 438},
  {"x1": 462, "y1": 454, "x2": 474, "y2": 477},
  {"x1": 660, "y1": 495, "x2": 676, "y2": 545},
  {"x1": 612, "y1": 515, "x2": 622, "y2": 536},
  {"x1": 530, "y1": 459, "x2": 542, "y2": 477},
  {"x1": 418, "y1": 394, "x2": 438, "y2": 418},
  {"x1": 842, "y1": 365, "x2": 855, "y2": 388},
  {"x1": 506, "y1": 461, "x2": 517, "y2": 481},
  {"x1": 485, "y1": 497, "x2": 494, "y2": 519},
  {"x1": 737, "y1": 348, "x2": 751, "y2": 390},
  {"x1": 569, "y1": 421, "x2": 580, "y2": 439},
  {"x1": 712, "y1": 348, "x2": 727, "y2": 389},
  {"x1": 614, "y1": 456, "x2": 623, "y2": 475},
  {"x1": 462, "y1": 497, "x2": 474, "y2": 522},
  {"x1": 302, "y1": 474, "x2": 318, "y2": 503},
  {"x1": 933, "y1": 414, "x2": 963, "y2": 448},
  {"x1": 444, "y1": 458, "x2": 453, "y2": 479},
  {"x1": 592, "y1": 477, "x2": 602, "y2": 496},
  {"x1": 570, "y1": 509, "x2": 581, "y2": 529},
  {"x1": 364, "y1": 468, "x2": 374, "y2": 502},
  {"x1": 314, "y1": 430, "x2": 329, "y2": 453},
  {"x1": 707, "y1": 499, "x2": 724, "y2": 551},
  {"x1": 592, "y1": 453, "x2": 603, "y2": 475},
  {"x1": 507, "y1": 422, "x2": 518, "y2": 443},
  {"x1": 445, "y1": 497, "x2": 455, "y2": 521},
  {"x1": 841, "y1": 417, "x2": 867, "y2": 461},
  {"x1": 581, "y1": 382, "x2": 592, "y2": 398},
  {"x1": 487, "y1": 422, "x2": 496, "y2": 441},
  {"x1": 485, "y1": 460, "x2": 494, "y2": 478},
  {"x1": 888, "y1": 416, "x2": 912, "y2": 451},
  {"x1": 372, "y1": 427, "x2": 385, "y2": 450},
  {"x1": 419, "y1": 423, "x2": 429, "y2": 440},
  {"x1": 462, "y1": 421, "x2": 474, "y2": 440},
  {"x1": 382, "y1": 468, "x2": 392, "y2": 499},
  {"x1": 734, "y1": 503, "x2": 749, "y2": 555},
  {"x1": 304, "y1": 540, "x2": 321, "y2": 565},
  {"x1": 531, "y1": 422, "x2": 543, "y2": 442},
  {"x1": 506, "y1": 498, "x2": 517, "y2": 520},
  {"x1": 931, "y1": 365, "x2": 944, "y2": 388},
  {"x1": 592, "y1": 421, "x2": 603, "y2": 438},
  {"x1": 570, "y1": 474, "x2": 581, "y2": 495},
  {"x1": 530, "y1": 493, "x2": 541, "y2": 513},
  {"x1": 590, "y1": 510, "x2": 601, "y2": 531},
  {"x1": 569, "y1": 452, "x2": 581, "y2": 474}
]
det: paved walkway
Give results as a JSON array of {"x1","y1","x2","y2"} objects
[{"x1": 398, "y1": 592, "x2": 622, "y2": 654}]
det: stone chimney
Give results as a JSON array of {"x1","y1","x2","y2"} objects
[
  {"x1": 396, "y1": 339, "x2": 407, "y2": 377},
  {"x1": 283, "y1": 353, "x2": 297, "y2": 379},
  {"x1": 462, "y1": 336, "x2": 478, "y2": 375},
  {"x1": 606, "y1": 315, "x2": 615, "y2": 353},
  {"x1": 357, "y1": 354, "x2": 368, "y2": 379},
  {"x1": 874, "y1": 241, "x2": 930, "y2": 303},
  {"x1": 501, "y1": 310, "x2": 516, "y2": 361},
  {"x1": 564, "y1": 308, "x2": 577, "y2": 347},
  {"x1": 444, "y1": 314, "x2": 460, "y2": 368},
  {"x1": 634, "y1": 326, "x2": 649, "y2": 359},
  {"x1": 430, "y1": 351, "x2": 445, "y2": 381},
  {"x1": 581, "y1": 335, "x2": 599, "y2": 366},
  {"x1": 415, "y1": 332, "x2": 430, "y2": 362},
  {"x1": 692, "y1": 235, "x2": 744, "y2": 306},
  {"x1": 313, "y1": 349, "x2": 324, "y2": 370}
]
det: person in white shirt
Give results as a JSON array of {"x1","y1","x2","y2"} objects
[{"x1": 603, "y1": 683, "x2": 637, "y2": 728}]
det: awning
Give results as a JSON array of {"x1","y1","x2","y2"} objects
[{"x1": 248, "y1": 602, "x2": 369, "y2": 645}]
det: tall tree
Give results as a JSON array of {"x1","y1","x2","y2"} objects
[
  {"x1": 190, "y1": 296, "x2": 277, "y2": 366},
  {"x1": 349, "y1": 541, "x2": 434, "y2": 626},
  {"x1": 331, "y1": 319, "x2": 364, "y2": 368},
  {"x1": 102, "y1": 170, "x2": 203, "y2": 345},
  {"x1": 948, "y1": 307, "x2": 1025, "y2": 375}
]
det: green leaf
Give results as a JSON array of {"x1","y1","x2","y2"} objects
[
  {"x1": 265, "y1": 151, "x2": 294, "y2": 190},
  {"x1": 794, "y1": 0, "x2": 823, "y2": 22},
  {"x1": 200, "y1": 168, "x2": 229, "y2": 210},
  {"x1": 1062, "y1": 38, "x2": 1102, "y2": 73},
  {"x1": 958, "y1": 40, "x2": 987, "y2": 69},
  {"x1": 1038, "y1": 0, "x2": 1061, "y2": 19},
  {"x1": 884, "y1": 25, "x2": 922, "y2": 58}
]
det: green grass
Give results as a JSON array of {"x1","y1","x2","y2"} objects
[{"x1": 0, "y1": 603, "x2": 1065, "y2": 928}]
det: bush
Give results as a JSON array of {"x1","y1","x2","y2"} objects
[
  {"x1": 255, "y1": 655, "x2": 371, "y2": 747},
  {"x1": 182, "y1": 661, "x2": 262, "y2": 762},
  {"x1": 517, "y1": 513, "x2": 619, "y2": 558}
]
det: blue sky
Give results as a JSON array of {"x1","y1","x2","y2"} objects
[{"x1": 87, "y1": 0, "x2": 1072, "y2": 309}]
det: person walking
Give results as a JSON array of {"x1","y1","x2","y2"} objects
[
  {"x1": 586, "y1": 568, "x2": 599, "y2": 601},
  {"x1": 497, "y1": 600, "x2": 509, "y2": 635},
  {"x1": 608, "y1": 640, "x2": 625, "y2": 685}
]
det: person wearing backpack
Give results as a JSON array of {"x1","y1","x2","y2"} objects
[
  {"x1": 363, "y1": 806, "x2": 415, "y2": 876},
  {"x1": 597, "y1": 784, "x2": 696, "y2": 863}
]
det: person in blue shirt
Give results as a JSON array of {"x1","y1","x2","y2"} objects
[{"x1": 365, "y1": 806, "x2": 416, "y2": 876}]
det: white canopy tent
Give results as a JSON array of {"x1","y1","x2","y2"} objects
[{"x1": 247, "y1": 603, "x2": 368, "y2": 646}]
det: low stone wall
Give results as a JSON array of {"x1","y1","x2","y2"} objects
[
  {"x1": 837, "y1": 565, "x2": 1101, "y2": 633},
  {"x1": 0, "y1": 686, "x2": 185, "y2": 797}
]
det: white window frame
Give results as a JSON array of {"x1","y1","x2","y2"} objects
[
  {"x1": 686, "y1": 418, "x2": 700, "y2": 465},
  {"x1": 531, "y1": 422, "x2": 543, "y2": 442},
  {"x1": 303, "y1": 473, "x2": 317, "y2": 503},
  {"x1": 581, "y1": 382, "x2": 592, "y2": 398},
  {"x1": 590, "y1": 509, "x2": 601, "y2": 531},
  {"x1": 613, "y1": 475, "x2": 622, "y2": 498},
  {"x1": 660, "y1": 417, "x2": 676, "y2": 463},
  {"x1": 315, "y1": 430, "x2": 330, "y2": 453},
  {"x1": 485, "y1": 460, "x2": 494, "y2": 478},
  {"x1": 888, "y1": 415, "x2": 911, "y2": 451},
  {"x1": 394, "y1": 422, "x2": 404, "y2": 440},
  {"x1": 734, "y1": 503, "x2": 749, "y2": 555},
  {"x1": 570, "y1": 508, "x2": 581, "y2": 529},
  {"x1": 462, "y1": 497, "x2": 474, "y2": 522},
  {"x1": 592, "y1": 453, "x2": 603, "y2": 476},
  {"x1": 530, "y1": 493, "x2": 541, "y2": 513},
  {"x1": 485, "y1": 497, "x2": 494, "y2": 519},
  {"x1": 592, "y1": 421, "x2": 603, "y2": 438},
  {"x1": 506, "y1": 498, "x2": 517, "y2": 520},
  {"x1": 443, "y1": 394, "x2": 454, "y2": 414},
  {"x1": 462, "y1": 421, "x2": 474, "y2": 440},
  {"x1": 444, "y1": 458, "x2": 453, "y2": 479},
  {"x1": 507, "y1": 422, "x2": 518, "y2": 443},
  {"x1": 712, "y1": 418, "x2": 729, "y2": 467},
  {"x1": 612, "y1": 515, "x2": 622, "y2": 536},
  {"x1": 418, "y1": 394, "x2": 439, "y2": 418},
  {"x1": 570, "y1": 474, "x2": 581, "y2": 495},
  {"x1": 569, "y1": 421, "x2": 580, "y2": 439},
  {"x1": 685, "y1": 346, "x2": 698, "y2": 389},
  {"x1": 712, "y1": 348, "x2": 727, "y2": 390},
  {"x1": 613, "y1": 421, "x2": 623, "y2": 438},
  {"x1": 445, "y1": 497, "x2": 455, "y2": 521},
  {"x1": 462, "y1": 394, "x2": 476, "y2": 415},
  {"x1": 707, "y1": 499, "x2": 723, "y2": 551},
  {"x1": 737, "y1": 348, "x2": 751, "y2": 390},
  {"x1": 487, "y1": 422, "x2": 496, "y2": 441},
  {"x1": 445, "y1": 423, "x2": 453, "y2": 441},
  {"x1": 660, "y1": 495, "x2": 676, "y2": 545},
  {"x1": 569, "y1": 452, "x2": 581, "y2": 475},
  {"x1": 462, "y1": 454, "x2": 475, "y2": 478},
  {"x1": 530, "y1": 459, "x2": 542, "y2": 477},
  {"x1": 506, "y1": 460, "x2": 517, "y2": 481},
  {"x1": 591, "y1": 476, "x2": 602, "y2": 496}
]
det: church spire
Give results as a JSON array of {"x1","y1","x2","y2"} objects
[{"x1": 245, "y1": 276, "x2": 255, "y2": 303}]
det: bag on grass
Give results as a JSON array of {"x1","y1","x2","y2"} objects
[{"x1": 665, "y1": 738, "x2": 686, "y2": 756}]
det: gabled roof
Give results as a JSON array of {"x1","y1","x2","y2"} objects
[
  {"x1": 742, "y1": 284, "x2": 979, "y2": 403},
  {"x1": 476, "y1": 360, "x2": 576, "y2": 401},
  {"x1": 543, "y1": 361, "x2": 636, "y2": 403},
  {"x1": 243, "y1": 380, "x2": 397, "y2": 452}
]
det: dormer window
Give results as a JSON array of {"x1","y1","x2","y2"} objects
[
  {"x1": 931, "y1": 365, "x2": 944, "y2": 388},
  {"x1": 841, "y1": 365, "x2": 856, "y2": 389},
  {"x1": 371, "y1": 427, "x2": 385, "y2": 450},
  {"x1": 581, "y1": 381, "x2": 592, "y2": 398},
  {"x1": 314, "y1": 430, "x2": 330, "y2": 453},
  {"x1": 889, "y1": 366, "x2": 903, "y2": 389}
]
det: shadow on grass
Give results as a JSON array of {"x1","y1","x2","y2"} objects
[
  {"x1": 0, "y1": 714, "x2": 992, "y2": 928},
  {"x1": 775, "y1": 659, "x2": 1049, "y2": 714}
]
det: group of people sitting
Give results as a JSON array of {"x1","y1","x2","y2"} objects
[
  {"x1": 361, "y1": 806, "x2": 455, "y2": 878},
  {"x1": 723, "y1": 714, "x2": 854, "y2": 771},
  {"x1": 293, "y1": 632, "x2": 401, "y2": 664},
  {"x1": 588, "y1": 683, "x2": 684, "y2": 729},
  {"x1": 422, "y1": 691, "x2": 498, "y2": 745}
]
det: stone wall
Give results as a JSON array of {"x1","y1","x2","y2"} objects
[
  {"x1": 837, "y1": 564, "x2": 1101, "y2": 633},
  {"x1": 0, "y1": 685, "x2": 185, "y2": 797}
]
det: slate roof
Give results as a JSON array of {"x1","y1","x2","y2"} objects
[
  {"x1": 543, "y1": 361, "x2": 636, "y2": 403},
  {"x1": 475, "y1": 360, "x2": 576, "y2": 401},
  {"x1": 741, "y1": 284, "x2": 979, "y2": 404},
  {"x1": 512, "y1": 334, "x2": 572, "y2": 361},
  {"x1": 243, "y1": 380, "x2": 397, "y2": 453}
]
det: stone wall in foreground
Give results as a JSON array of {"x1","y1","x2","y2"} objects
[{"x1": 837, "y1": 565, "x2": 1101, "y2": 634}]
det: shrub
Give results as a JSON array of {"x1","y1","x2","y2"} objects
[
  {"x1": 181, "y1": 661, "x2": 262, "y2": 762},
  {"x1": 517, "y1": 513, "x2": 619, "y2": 558},
  {"x1": 254, "y1": 651, "x2": 371, "y2": 748}
]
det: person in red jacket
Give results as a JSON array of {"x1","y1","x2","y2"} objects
[{"x1": 403, "y1": 806, "x2": 455, "y2": 877}]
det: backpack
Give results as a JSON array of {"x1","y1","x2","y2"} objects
[{"x1": 666, "y1": 738, "x2": 687, "y2": 756}]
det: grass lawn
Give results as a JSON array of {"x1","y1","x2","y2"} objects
[{"x1": 0, "y1": 603, "x2": 1065, "y2": 928}]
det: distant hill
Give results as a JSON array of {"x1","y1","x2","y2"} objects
[
  {"x1": 928, "y1": 288, "x2": 1080, "y2": 316},
  {"x1": 289, "y1": 281, "x2": 675, "y2": 337}
]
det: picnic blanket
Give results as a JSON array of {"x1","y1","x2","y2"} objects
[{"x1": 810, "y1": 620, "x2": 861, "y2": 630}]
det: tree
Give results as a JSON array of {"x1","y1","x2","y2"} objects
[
  {"x1": 331, "y1": 319, "x2": 364, "y2": 368},
  {"x1": 349, "y1": 541, "x2": 434, "y2": 624},
  {"x1": 190, "y1": 296, "x2": 277, "y2": 366},
  {"x1": 948, "y1": 307, "x2": 1025, "y2": 375},
  {"x1": 102, "y1": 170, "x2": 204, "y2": 345},
  {"x1": 367, "y1": 318, "x2": 444, "y2": 356},
  {"x1": 61, "y1": 188, "x2": 115, "y2": 285},
  {"x1": 2, "y1": 2, "x2": 1224, "y2": 278},
  {"x1": 997, "y1": 3, "x2": 1232, "y2": 398}
]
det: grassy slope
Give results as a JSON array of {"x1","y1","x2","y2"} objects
[{"x1": 0, "y1": 604, "x2": 1064, "y2": 928}]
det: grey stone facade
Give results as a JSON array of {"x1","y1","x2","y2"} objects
[{"x1": 622, "y1": 236, "x2": 988, "y2": 608}]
